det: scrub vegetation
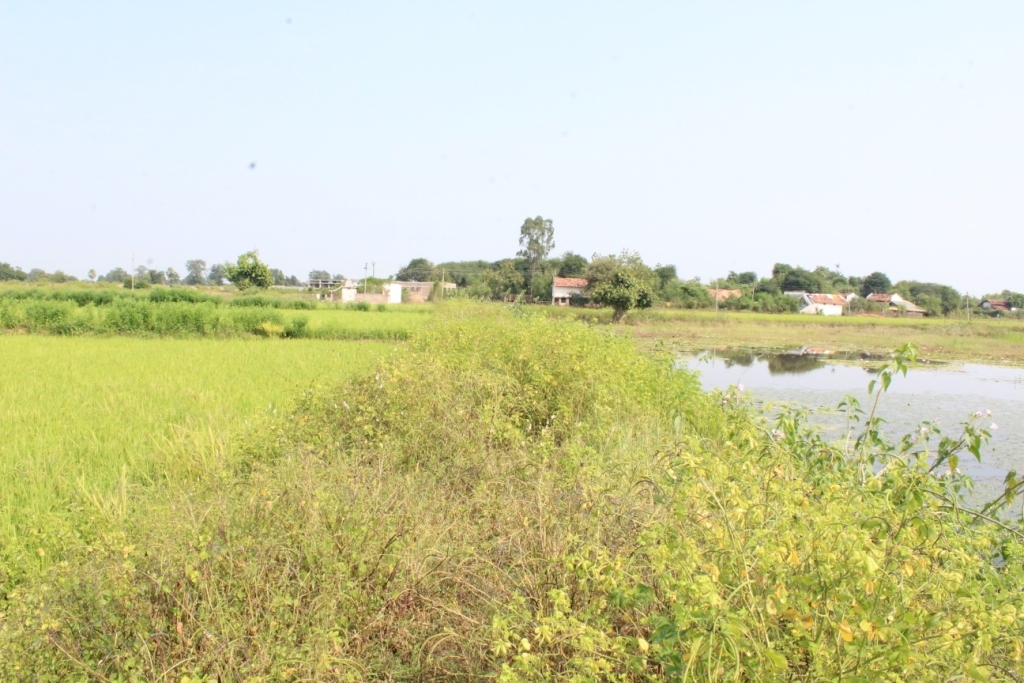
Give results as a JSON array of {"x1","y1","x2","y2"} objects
[{"x1": 2, "y1": 304, "x2": 1021, "y2": 681}]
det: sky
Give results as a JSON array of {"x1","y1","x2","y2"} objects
[{"x1": 2, "y1": 2, "x2": 1022, "y2": 293}]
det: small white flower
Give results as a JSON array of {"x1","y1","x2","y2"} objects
[
  {"x1": 920, "y1": 426, "x2": 928, "y2": 434},
  {"x1": 974, "y1": 411, "x2": 983, "y2": 418},
  {"x1": 986, "y1": 409, "x2": 992, "y2": 416},
  {"x1": 771, "y1": 429, "x2": 785, "y2": 441},
  {"x1": 990, "y1": 423, "x2": 998, "y2": 430},
  {"x1": 737, "y1": 383, "x2": 745, "y2": 392}
]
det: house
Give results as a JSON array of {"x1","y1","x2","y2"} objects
[
  {"x1": 785, "y1": 291, "x2": 854, "y2": 316},
  {"x1": 708, "y1": 288, "x2": 743, "y2": 302},
  {"x1": 866, "y1": 293, "x2": 926, "y2": 317},
  {"x1": 981, "y1": 299, "x2": 1013, "y2": 313},
  {"x1": 552, "y1": 277, "x2": 588, "y2": 306}
]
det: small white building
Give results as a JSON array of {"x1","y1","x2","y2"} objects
[
  {"x1": 786, "y1": 292, "x2": 854, "y2": 316},
  {"x1": 552, "y1": 277, "x2": 588, "y2": 305}
]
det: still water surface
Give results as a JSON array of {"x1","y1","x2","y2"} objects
[{"x1": 680, "y1": 348, "x2": 1024, "y2": 503}]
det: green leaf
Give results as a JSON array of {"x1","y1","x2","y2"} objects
[{"x1": 764, "y1": 650, "x2": 788, "y2": 671}]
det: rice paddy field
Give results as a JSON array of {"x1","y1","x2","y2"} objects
[{"x1": 0, "y1": 334, "x2": 397, "y2": 589}]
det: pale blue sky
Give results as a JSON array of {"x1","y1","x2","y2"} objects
[{"x1": 2, "y1": 2, "x2": 1022, "y2": 292}]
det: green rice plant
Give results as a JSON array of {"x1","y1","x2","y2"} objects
[
  {"x1": 4, "y1": 303, "x2": 1019, "y2": 680},
  {"x1": 0, "y1": 336, "x2": 391, "y2": 592},
  {"x1": 147, "y1": 287, "x2": 219, "y2": 305}
]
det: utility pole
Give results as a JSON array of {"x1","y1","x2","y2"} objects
[
  {"x1": 363, "y1": 263, "x2": 368, "y2": 294},
  {"x1": 371, "y1": 261, "x2": 376, "y2": 279}
]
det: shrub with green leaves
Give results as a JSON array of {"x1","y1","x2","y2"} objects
[{"x1": 1, "y1": 304, "x2": 1021, "y2": 680}]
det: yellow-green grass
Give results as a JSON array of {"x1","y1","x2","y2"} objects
[
  {"x1": 289, "y1": 306, "x2": 432, "y2": 338},
  {"x1": 0, "y1": 336, "x2": 391, "y2": 584},
  {"x1": 546, "y1": 307, "x2": 1024, "y2": 364}
]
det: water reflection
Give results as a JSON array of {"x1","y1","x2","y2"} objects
[{"x1": 680, "y1": 347, "x2": 1024, "y2": 504}]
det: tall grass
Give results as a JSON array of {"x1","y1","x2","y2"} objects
[
  {"x1": 2, "y1": 304, "x2": 1021, "y2": 680},
  {"x1": 0, "y1": 336, "x2": 390, "y2": 590}
]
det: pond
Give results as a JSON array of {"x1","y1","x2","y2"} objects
[{"x1": 680, "y1": 347, "x2": 1024, "y2": 504}]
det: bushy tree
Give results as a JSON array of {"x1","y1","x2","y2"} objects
[
  {"x1": 100, "y1": 267, "x2": 128, "y2": 283},
  {"x1": 727, "y1": 270, "x2": 758, "y2": 285},
  {"x1": 87, "y1": 269, "x2": 97, "y2": 281},
  {"x1": 395, "y1": 259, "x2": 436, "y2": 282},
  {"x1": 557, "y1": 252, "x2": 588, "y2": 278},
  {"x1": 484, "y1": 260, "x2": 525, "y2": 297},
  {"x1": 781, "y1": 268, "x2": 824, "y2": 293},
  {"x1": 184, "y1": 260, "x2": 208, "y2": 286},
  {"x1": 517, "y1": 216, "x2": 555, "y2": 295},
  {"x1": 0, "y1": 262, "x2": 27, "y2": 281},
  {"x1": 166, "y1": 268, "x2": 181, "y2": 286},
  {"x1": 224, "y1": 251, "x2": 274, "y2": 290},
  {"x1": 207, "y1": 264, "x2": 227, "y2": 286},
  {"x1": 590, "y1": 270, "x2": 653, "y2": 322},
  {"x1": 860, "y1": 271, "x2": 892, "y2": 297},
  {"x1": 308, "y1": 270, "x2": 331, "y2": 282},
  {"x1": 26, "y1": 268, "x2": 48, "y2": 282}
]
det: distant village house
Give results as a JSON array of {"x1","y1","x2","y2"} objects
[
  {"x1": 785, "y1": 291, "x2": 854, "y2": 316},
  {"x1": 552, "y1": 277, "x2": 588, "y2": 306},
  {"x1": 980, "y1": 299, "x2": 1014, "y2": 313},
  {"x1": 865, "y1": 293, "x2": 926, "y2": 317}
]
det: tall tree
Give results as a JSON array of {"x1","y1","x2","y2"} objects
[
  {"x1": 517, "y1": 216, "x2": 555, "y2": 296},
  {"x1": 557, "y1": 251, "x2": 588, "y2": 278},
  {"x1": 308, "y1": 270, "x2": 331, "y2": 282},
  {"x1": 166, "y1": 268, "x2": 181, "y2": 286},
  {"x1": 184, "y1": 260, "x2": 208, "y2": 286},
  {"x1": 395, "y1": 258, "x2": 436, "y2": 282},
  {"x1": 207, "y1": 264, "x2": 227, "y2": 286},
  {"x1": 860, "y1": 271, "x2": 892, "y2": 297}
]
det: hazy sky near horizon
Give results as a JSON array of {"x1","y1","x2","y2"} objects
[{"x1": 2, "y1": 2, "x2": 1022, "y2": 292}]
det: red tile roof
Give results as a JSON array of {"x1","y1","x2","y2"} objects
[
  {"x1": 984, "y1": 299, "x2": 1011, "y2": 311},
  {"x1": 866, "y1": 293, "x2": 893, "y2": 303},
  {"x1": 553, "y1": 277, "x2": 588, "y2": 288},
  {"x1": 807, "y1": 293, "x2": 850, "y2": 305}
]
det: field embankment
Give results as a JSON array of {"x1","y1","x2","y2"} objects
[
  {"x1": 549, "y1": 308, "x2": 1024, "y2": 365},
  {"x1": 2, "y1": 304, "x2": 1021, "y2": 681}
]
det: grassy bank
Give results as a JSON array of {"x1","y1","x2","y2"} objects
[
  {"x1": 2, "y1": 304, "x2": 1021, "y2": 680},
  {"x1": 0, "y1": 336, "x2": 390, "y2": 588},
  {"x1": 547, "y1": 308, "x2": 1024, "y2": 364}
]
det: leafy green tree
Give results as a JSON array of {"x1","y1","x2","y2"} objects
[
  {"x1": 781, "y1": 268, "x2": 824, "y2": 293},
  {"x1": 484, "y1": 260, "x2": 525, "y2": 298},
  {"x1": 100, "y1": 267, "x2": 128, "y2": 283},
  {"x1": 590, "y1": 270, "x2": 653, "y2": 322},
  {"x1": 1005, "y1": 291, "x2": 1024, "y2": 309},
  {"x1": 184, "y1": 260, "x2": 208, "y2": 285},
  {"x1": 395, "y1": 258, "x2": 436, "y2": 281},
  {"x1": 727, "y1": 270, "x2": 758, "y2": 285},
  {"x1": 224, "y1": 251, "x2": 274, "y2": 290},
  {"x1": 87, "y1": 269, "x2": 97, "y2": 281},
  {"x1": 308, "y1": 270, "x2": 331, "y2": 282},
  {"x1": 860, "y1": 271, "x2": 892, "y2": 297},
  {"x1": 517, "y1": 216, "x2": 555, "y2": 296},
  {"x1": 207, "y1": 264, "x2": 227, "y2": 286},
  {"x1": 26, "y1": 268, "x2": 48, "y2": 282},
  {"x1": 0, "y1": 262, "x2": 27, "y2": 281},
  {"x1": 557, "y1": 251, "x2": 588, "y2": 278},
  {"x1": 895, "y1": 281, "x2": 961, "y2": 315},
  {"x1": 166, "y1": 268, "x2": 181, "y2": 286}
]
